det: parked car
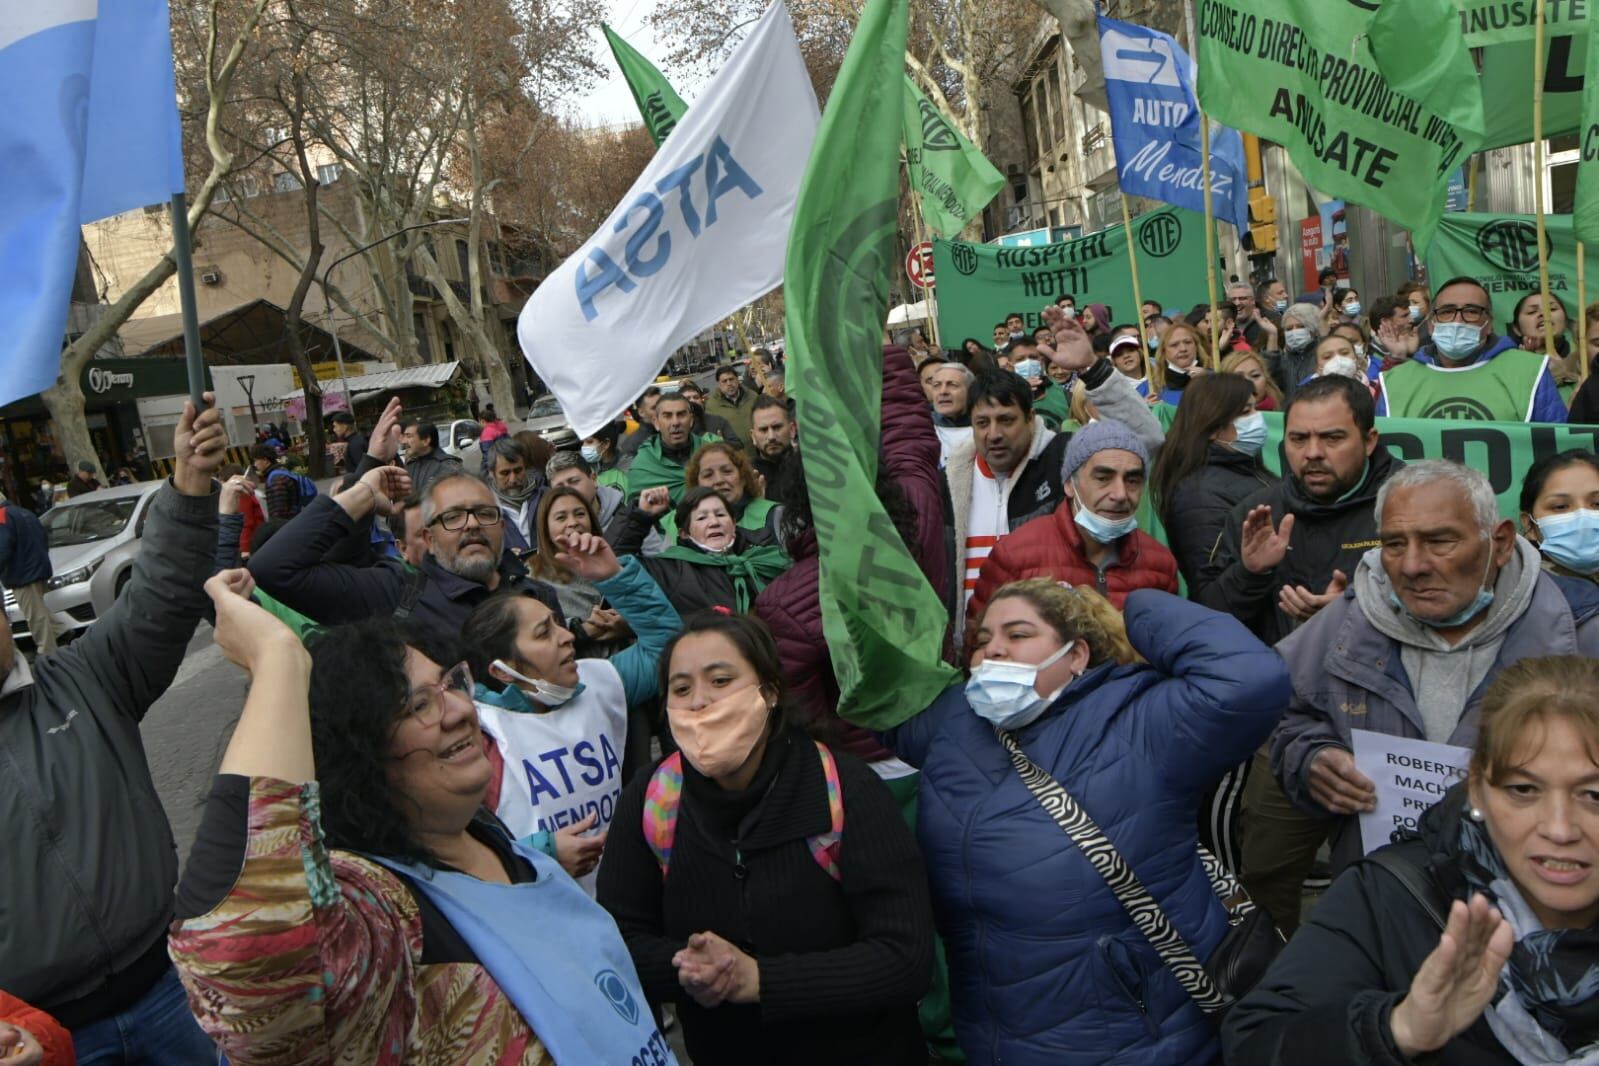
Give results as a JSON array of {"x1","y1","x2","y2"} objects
[
  {"x1": 439, "y1": 418, "x2": 484, "y2": 471},
  {"x1": 4, "y1": 481, "x2": 163, "y2": 644},
  {"x1": 522, "y1": 395, "x2": 579, "y2": 451}
]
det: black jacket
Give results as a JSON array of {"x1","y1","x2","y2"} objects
[
  {"x1": 1161, "y1": 444, "x2": 1278, "y2": 601},
  {"x1": 597, "y1": 729, "x2": 933, "y2": 1066},
  {"x1": 752, "y1": 447, "x2": 801, "y2": 505},
  {"x1": 1224, "y1": 792, "x2": 1514, "y2": 1064},
  {"x1": 610, "y1": 510, "x2": 748, "y2": 616},
  {"x1": 1570, "y1": 371, "x2": 1599, "y2": 424},
  {"x1": 248, "y1": 495, "x2": 560, "y2": 632},
  {"x1": 2, "y1": 485, "x2": 217, "y2": 1025},
  {"x1": 1199, "y1": 447, "x2": 1401, "y2": 645}
]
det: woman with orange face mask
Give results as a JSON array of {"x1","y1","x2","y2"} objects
[{"x1": 597, "y1": 611, "x2": 935, "y2": 1066}]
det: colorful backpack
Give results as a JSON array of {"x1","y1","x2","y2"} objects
[{"x1": 642, "y1": 740, "x2": 844, "y2": 881}]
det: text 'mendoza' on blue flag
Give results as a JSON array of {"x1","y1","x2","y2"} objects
[
  {"x1": 0, "y1": 1, "x2": 186, "y2": 409},
  {"x1": 1097, "y1": 15, "x2": 1250, "y2": 234}
]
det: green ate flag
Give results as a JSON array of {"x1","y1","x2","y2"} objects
[
  {"x1": 1197, "y1": 0, "x2": 1481, "y2": 252},
  {"x1": 602, "y1": 23, "x2": 687, "y2": 147},
  {"x1": 1425, "y1": 210, "x2": 1583, "y2": 329},
  {"x1": 1576, "y1": 18, "x2": 1599, "y2": 248},
  {"x1": 1456, "y1": 0, "x2": 1589, "y2": 148},
  {"x1": 785, "y1": 0, "x2": 959, "y2": 729},
  {"x1": 901, "y1": 74, "x2": 1005, "y2": 238}
]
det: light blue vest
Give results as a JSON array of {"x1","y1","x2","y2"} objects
[{"x1": 370, "y1": 837, "x2": 676, "y2": 1065}]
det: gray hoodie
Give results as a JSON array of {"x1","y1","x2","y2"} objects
[{"x1": 1353, "y1": 537, "x2": 1541, "y2": 743}]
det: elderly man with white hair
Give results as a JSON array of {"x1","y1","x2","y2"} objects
[{"x1": 1270, "y1": 458, "x2": 1599, "y2": 878}]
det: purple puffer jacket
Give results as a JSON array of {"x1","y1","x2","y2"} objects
[{"x1": 755, "y1": 347, "x2": 951, "y2": 764}]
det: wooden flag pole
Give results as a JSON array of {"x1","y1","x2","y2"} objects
[
  {"x1": 1534, "y1": 0, "x2": 1557, "y2": 360},
  {"x1": 1581, "y1": 242, "x2": 1591, "y2": 383},
  {"x1": 1119, "y1": 192, "x2": 1153, "y2": 382},
  {"x1": 1200, "y1": 110, "x2": 1222, "y2": 361},
  {"x1": 909, "y1": 191, "x2": 942, "y2": 350}
]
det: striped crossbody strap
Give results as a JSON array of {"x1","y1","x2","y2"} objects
[{"x1": 995, "y1": 728, "x2": 1227, "y2": 1013}]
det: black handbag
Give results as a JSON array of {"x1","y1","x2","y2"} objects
[{"x1": 996, "y1": 728, "x2": 1284, "y2": 1019}]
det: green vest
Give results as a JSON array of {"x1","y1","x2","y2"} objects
[
  {"x1": 659, "y1": 496, "x2": 776, "y2": 542},
  {"x1": 1380, "y1": 353, "x2": 1548, "y2": 422}
]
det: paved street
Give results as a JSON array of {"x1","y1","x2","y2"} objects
[{"x1": 142, "y1": 624, "x2": 246, "y2": 863}]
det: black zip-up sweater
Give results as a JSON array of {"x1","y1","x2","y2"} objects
[{"x1": 597, "y1": 728, "x2": 934, "y2": 1066}]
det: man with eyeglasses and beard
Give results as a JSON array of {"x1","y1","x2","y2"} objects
[
  {"x1": 248, "y1": 467, "x2": 561, "y2": 634},
  {"x1": 1379, "y1": 276, "x2": 1569, "y2": 423}
]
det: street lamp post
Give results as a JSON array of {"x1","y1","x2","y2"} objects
[
  {"x1": 320, "y1": 217, "x2": 470, "y2": 415},
  {"x1": 238, "y1": 373, "x2": 258, "y2": 432}
]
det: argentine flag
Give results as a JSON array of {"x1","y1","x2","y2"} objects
[{"x1": 0, "y1": 1, "x2": 186, "y2": 409}]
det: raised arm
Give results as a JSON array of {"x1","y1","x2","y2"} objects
[
  {"x1": 169, "y1": 573, "x2": 439, "y2": 1062},
  {"x1": 1122, "y1": 589, "x2": 1291, "y2": 796},
  {"x1": 555, "y1": 533, "x2": 681, "y2": 706},
  {"x1": 247, "y1": 466, "x2": 413, "y2": 624},
  {"x1": 45, "y1": 395, "x2": 224, "y2": 722}
]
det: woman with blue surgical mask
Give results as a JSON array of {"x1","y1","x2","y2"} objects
[
  {"x1": 856, "y1": 578, "x2": 1290, "y2": 1063},
  {"x1": 1519, "y1": 449, "x2": 1599, "y2": 583}
]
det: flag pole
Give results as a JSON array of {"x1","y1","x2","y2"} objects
[
  {"x1": 170, "y1": 192, "x2": 207, "y2": 408},
  {"x1": 910, "y1": 194, "x2": 942, "y2": 351},
  {"x1": 1581, "y1": 242, "x2": 1590, "y2": 383},
  {"x1": 1534, "y1": 0, "x2": 1557, "y2": 360},
  {"x1": 1119, "y1": 192, "x2": 1153, "y2": 382},
  {"x1": 1200, "y1": 111, "x2": 1221, "y2": 361}
]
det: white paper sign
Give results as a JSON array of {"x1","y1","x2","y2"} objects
[{"x1": 1351, "y1": 729, "x2": 1471, "y2": 855}]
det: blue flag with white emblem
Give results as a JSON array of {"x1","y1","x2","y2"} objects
[
  {"x1": 0, "y1": 1, "x2": 186, "y2": 409},
  {"x1": 1098, "y1": 15, "x2": 1249, "y2": 234}
]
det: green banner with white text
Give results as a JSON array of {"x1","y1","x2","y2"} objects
[{"x1": 932, "y1": 206, "x2": 1209, "y2": 343}]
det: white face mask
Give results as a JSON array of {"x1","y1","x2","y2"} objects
[
  {"x1": 965, "y1": 641, "x2": 1079, "y2": 731},
  {"x1": 492, "y1": 658, "x2": 583, "y2": 708}
]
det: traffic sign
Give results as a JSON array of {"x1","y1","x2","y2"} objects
[{"x1": 906, "y1": 241, "x2": 935, "y2": 290}]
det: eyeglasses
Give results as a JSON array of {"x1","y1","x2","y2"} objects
[
  {"x1": 404, "y1": 661, "x2": 474, "y2": 726},
  {"x1": 1433, "y1": 304, "x2": 1490, "y2": 325},
  {"x1": 429, "y1": 505, "x2": 503, "y2": 531}
]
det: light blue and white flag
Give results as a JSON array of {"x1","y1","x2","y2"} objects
[
  {"x1": 0, "y1": 1, "x2": 186, "y2": 408},
  {"x1": 1098, "y1": 15, "x2": 1249, "y2": 233},
  {"x1": 517, "y1": 1, "x2": 819, "y2": 438}
]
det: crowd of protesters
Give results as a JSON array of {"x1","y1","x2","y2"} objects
[{"x1": 3, "y1": 267, "x2": 1599, "y2": 1066}]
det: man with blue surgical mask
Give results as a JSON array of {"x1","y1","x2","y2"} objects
[
  {"x1": 1267, "y1": 460, "x2": 1599, "y2": 900},
  {"x1": 966, "y1": 419, "x2": 1178, "y2": 629},
  {"x1": 1379, "y1": 276, "x2": 1569, "y2": 423}
]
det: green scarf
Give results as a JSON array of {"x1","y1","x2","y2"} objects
[
  {"x1": 624, "y1": 433, "x2": 706, "y2": 505},
  {"x1": 655, "y1": 540, "x2": 791, "y2": 612}
]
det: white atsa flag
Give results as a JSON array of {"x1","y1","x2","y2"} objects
[{"x1": 518, "y1": 1, "x2": 818, "y2": 438}]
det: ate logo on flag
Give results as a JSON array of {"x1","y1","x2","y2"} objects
[{"x1": 916, "y1": 100, "x2": 960, "y2": 151}]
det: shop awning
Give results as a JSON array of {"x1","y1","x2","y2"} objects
[{"x1": 274, "y1": 361, "x2": 462, "y2": 403}]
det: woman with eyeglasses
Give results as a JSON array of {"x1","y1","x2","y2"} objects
[
  {"x1": 1378, "y1": 277, "x2": 1570, "y2": 424},
  {"x1": 168, "y1": 570, "x2": 675, "y2": 1064}
]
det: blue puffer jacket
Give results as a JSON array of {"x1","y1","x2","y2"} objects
[
  {"x1": 884, "y1": 591, "x2": 1290, "y2": 1065},
  {"x1": 0, "y1": 502, "x2": 52, "y2": 588}
]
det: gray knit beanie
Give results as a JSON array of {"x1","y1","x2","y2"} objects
[{"x1": 1063, "y1": 418, "x2": 1149, "y2": 482}]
